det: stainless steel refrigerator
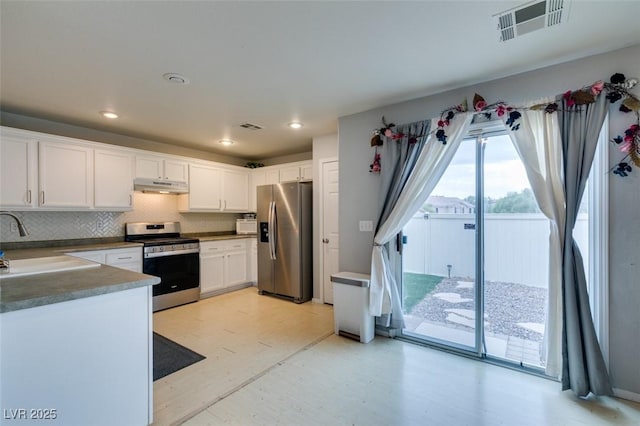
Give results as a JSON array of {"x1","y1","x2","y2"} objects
[{"x1": 257, "y1": 181, "x2": 312, "y2": 303}]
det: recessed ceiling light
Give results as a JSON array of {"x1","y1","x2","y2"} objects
[
  {"x1": 163, "y1": 73, "x2": 190, "y2": 84},
  {"x1": 288, "y1": 122, "x2": 303, "y2": 129},
  {"x1": 100, "y1": 111, "x2": 119, "y2": 119},
  {"x1": 219, "y1": 139, "x2": 234, "y2": 146}
]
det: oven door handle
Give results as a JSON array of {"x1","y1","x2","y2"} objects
[
  {"x1": 144, "y1": 248, "x2": 200, "y2": 258},
  {"x1": 269, "y1": 201, "x2": 277, "y2": 260}
]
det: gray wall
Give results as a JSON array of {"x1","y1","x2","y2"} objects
[
  {"x1": 0, "y1": 111, "x2": 247, "y2": 166},
  {"x1": 338, "y1": 44, "x2": 640, "y2": 396},
  {"x1": 259, "y1": 151, "x2": 313, "y2": 166}
]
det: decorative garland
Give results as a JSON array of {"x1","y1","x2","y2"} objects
[{"x1": 370, "y1": 73, "x2": 639, "y2": 176}]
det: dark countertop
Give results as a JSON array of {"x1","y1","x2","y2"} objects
[
  {"x1": 0, "y1": 241, "x2": 143, "y2": 260},
  {"x1": 0, "y1": 264, "x2": 159, "y2": 313},
  {"x1": 0, "y1": 232, "x2": 255, "y2": 313},
  {"x1": 0, "y1": 240, "x2": 156, "y2": 314},
  {"x1": 197, "y1": 234, "x2": 256, "y2": 242}
]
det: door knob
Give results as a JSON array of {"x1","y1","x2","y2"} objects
[{"x1": 322, "y1": 238, "x2": 329, "y2": 244}]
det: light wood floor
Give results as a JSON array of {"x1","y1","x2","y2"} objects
[{"x1": 154, "y1": 287, "x2": 640, "y2": 426}]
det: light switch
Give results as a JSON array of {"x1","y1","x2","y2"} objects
[{"x1": 359, "y1": 220, "x2": 373, "y2": 232}]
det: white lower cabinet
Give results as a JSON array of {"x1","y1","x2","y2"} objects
[
  {"x1": 200, "y1": 243, "x2": 225, "y2": 293},
  {"x1": 66, "y1": 247, "x2": 142, "y2": 272},
  {"x1": 225, "y1": 241, "x2": 248, "y2": 286},
  {"x1": 199, "y1": 239, "x2": 251, "y2": 296},
  {"x1": 1, "y1": 286, "x2": 153, "y2": 426},
  {"x1": 249, "y1": 238, "x2": 257, "y2": 283}
]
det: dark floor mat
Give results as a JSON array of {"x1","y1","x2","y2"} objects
[{"x1": 153, "y1": 332, "x2": 205, "y2": 381}]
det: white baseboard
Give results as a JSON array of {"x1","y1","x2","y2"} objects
[
  {"x1": 613, "y1": 388, "x2": 640, "y2": 402},
  {"x1": 199, "y1": 282, "x2": 253, "y2": 299},
  {"x1": 312, "y1": 297, "x2": 323, "y2": 304}
]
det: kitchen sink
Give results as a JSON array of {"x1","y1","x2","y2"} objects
[{"x1": 0, "y1": 256, "x2": 100, "y2": 280}]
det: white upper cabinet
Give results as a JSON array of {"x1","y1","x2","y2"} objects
[
  {"x1": 278, "y1": 165, "x2": 300, "y2": 183},
  {"x1": 248, "y1": 169, "x2": 266, "y2": 212},
  {"x1": 0, "y1": 130, "x2": 37, "y2": 209},
  {"x1": 265, "y1": 169, "x2": 280, "y2": 185},
  {"x1": 181, "y1": 163, "x2": 222, "y2": 210},
  {"x1": 38, "y1": 140, "x2": 93, "y2": 209},
  {"x1": 279, "y1": 161, "x2": 312, "y2": 182},
  {"x1": 222, "y1": 169, "x2": 249, "y2": 211},
  {"x1": 164, "y1": 159, "x2": 189, "y2": 182},
  {"x1": 94, "y1": 149, "x2": 133, "y2": 210},
  {"x1": 247, "y1": 161, "x2": 312, "y2": 212},
  {"x1": 134, "y1": 156, "x2": 163, "y2": 180},
  {"x1": 178, "y1": 164, "x2": 248, "y2": 212},
  {"x1": 135, "y1": 155, "x2": 188, "y2": 183},
  {"x1": 301, "y1": 163, "x2": 313, "y2": 181}
]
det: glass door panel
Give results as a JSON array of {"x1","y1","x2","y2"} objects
[
  {"x1": 482, "y1": 134, "x2": 547, "y2": 369},
  {"x1": 401, "y1": 138, "x2": 478, "y2": 352},
  {"x1": 401, "y1": 132, "x2": 549, "y2": 371}
]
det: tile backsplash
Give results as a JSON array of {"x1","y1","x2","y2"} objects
[{"x1": 0, "y1": 193, "x2": 241, "y2": 243}]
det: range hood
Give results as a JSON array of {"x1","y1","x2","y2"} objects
[{"x1": 133, "y1": 178, "x2": 188, "y2": 194}]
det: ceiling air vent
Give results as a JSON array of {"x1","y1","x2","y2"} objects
[
  {"x1": 495, "y1": 0, "x2": 569, "y2": 42},
  {"x1": 238, "y1": 122, "x2": 263, "y2": 130}
]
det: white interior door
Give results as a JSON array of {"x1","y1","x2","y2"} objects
[{"x1": 322, "y1": 160, "x2": 339, "y2": 304}]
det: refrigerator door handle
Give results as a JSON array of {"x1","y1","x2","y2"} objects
[{"x1": 269, "y1": 201, "x2": 277, "y2": 260}]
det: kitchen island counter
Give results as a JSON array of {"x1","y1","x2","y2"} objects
[
  {"x1": 0, "y1": 263, "x2": 159, "y2": 313},
  {"x1": 1, "y1": 245, "x2": 156, "y2": 425},
  {"x1": 0, "y1": 240, "x2": 143, "y2": 260},
  {"x1": 0, "y1": 241, "x2": 154, "y2": 313}
]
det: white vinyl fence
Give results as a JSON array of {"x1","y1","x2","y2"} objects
[{"x1": 403, "y1": 213, "x2": 588, "y2": 288}]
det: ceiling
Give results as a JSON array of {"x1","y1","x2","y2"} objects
[{"x1": 1, "y1": 1, "x2": 639, "y2": 160}]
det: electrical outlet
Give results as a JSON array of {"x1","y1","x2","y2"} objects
[
  {"x1": 359, "y1": 220, "x2": 373, "y2": 232},
  {"x1": 96, "y1": 221, "x2": 104, "y2": 232},
  {"x1": 10, "y1": 223, "x2": 18, "y2": 233}
]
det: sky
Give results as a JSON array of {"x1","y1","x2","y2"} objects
[{"x1": 430, "y1": 134, "x2": 531, "y2": 200}]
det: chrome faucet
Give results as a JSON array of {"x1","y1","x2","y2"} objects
[{"x1": 0, "y1": 212, "x2": 29, "y2": 236}]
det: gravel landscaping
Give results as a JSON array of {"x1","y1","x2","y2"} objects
[{"x1": 408, "y1": 276, "x2": 547, "y2": 342}]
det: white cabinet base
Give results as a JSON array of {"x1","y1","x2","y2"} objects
[
  {"x1": 0, "y1": 287, "x2": 153, "y2": 425},
  {"x1": 199, "y1": 239, "x2": 253, "y2": 298}
]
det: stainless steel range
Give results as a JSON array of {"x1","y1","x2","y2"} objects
[{"x1": 125, "y1": 222, "x2": 200, "y2": 312}]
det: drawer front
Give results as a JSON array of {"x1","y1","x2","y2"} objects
[
  {"x1": 67, "y1": 251, "x2": 106, "y2": 264},
  {"x1": 111, "y1": 261, "x2": 142, "y2": 273},
  {"x1": 200, "y1": 241, "x2": 226, "y2": 255},
  {"x1": 223, "y1": 240, "x2": 247, "y2": 251},
  {"x1": 106, "y1": 249, "x2": 142, "y2": 265}
]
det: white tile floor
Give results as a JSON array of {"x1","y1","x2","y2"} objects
[{"x1": 155, "y1": 288, "x2": 640, "y2": 426}]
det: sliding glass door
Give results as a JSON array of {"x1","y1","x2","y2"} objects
[
  {"x1": 401, "y1": 130, "x2": 549, "y2": 370},
  {"x1": 401, "y1": 136, "x2": 479, "y2": 353}
]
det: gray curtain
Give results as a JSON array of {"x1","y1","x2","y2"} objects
[
  {"x1": 557, "y1": 94, "x2": 612, "y2": 396},
  {"x1": 375, "y1": 119, "x2": 430, "y2": 328}
]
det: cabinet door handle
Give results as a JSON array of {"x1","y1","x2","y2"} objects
[
  {"x1": 224, "y1": 200, "x2": 227, "y2": 210},
  {"x1": 218, "y1": 199, "x2": 222, "y2": 209},
  {"x1": 129, "y1": 194, "x2": 132, "y2": 206},
  {"x1": 117, "y1": 256, "x2": 133, "y2": 260},
  {"x1": 40, "y1": 191, "x2": 45, "y2": 205},
  {"x1": 322, "y1": 238, "x2": 329, "y2": 244},
  {"x1": 26, "y1": 190, "x2": 32, "y2": 204}
]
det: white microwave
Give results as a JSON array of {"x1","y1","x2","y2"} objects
[{"x1": 236, "y1": 219, "x2": 257, "y2": 235}]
